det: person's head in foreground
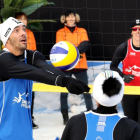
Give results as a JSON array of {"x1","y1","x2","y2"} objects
[
  {"x1": 60, "y1": 9, "x2": 80, "y2": 27},
  {"x1": 93, "y1": 70, "x2": 124, "y2": 108},
  {"x1": 0, "y1": 17, "x2": 27, "y2": 55},
  {"x1": 60, "y1": 70, "x2": 140, "y2": 140},
  {"x1": 131, "y1": 19, "x2": 140, "y2": 47}
]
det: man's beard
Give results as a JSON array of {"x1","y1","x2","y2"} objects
[
  {"x1": 18, "y1": 43, "x2": 27, "y2": 51},
  {"x1": 9, "y1": 38, "x2": 27, "y2": 52}
]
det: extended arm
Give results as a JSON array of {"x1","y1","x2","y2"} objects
[
  {"x1": 30, "y1": 50, "x2": 65, "y2": 76},
  {"x1": 0, "y1": 51, "x2": 58, "y2": 85},
  {"x1": 110, "y1": 42, "x2": 127, "y2": 77},
  {"x1": 0, "y1": 51, "x2": 90, "y2": 94}
]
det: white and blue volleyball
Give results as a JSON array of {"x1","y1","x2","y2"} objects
[{"x1": 50, "y1": 41, "x2": 80, "y2": 70}]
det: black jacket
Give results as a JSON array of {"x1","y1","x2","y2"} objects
[
  {"x1": 61, "y1": 106, "x2": 140, "y2": 140},
  {"x1": 0, "y1": 49, "x2": 65, "y2": 84}
]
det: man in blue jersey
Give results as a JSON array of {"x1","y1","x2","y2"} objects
[
  {"x1": 0, "y1": 17, "x2": 90, "y2": 140},
  {"x1": 61, "y1": 70, "x2": 140, "y2": 140}
]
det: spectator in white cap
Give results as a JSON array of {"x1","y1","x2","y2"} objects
[
  {"x1": 0, "y1": 17, "x2": 90, "y2": 140},
  {"x1": 60, "y1": 70, "x2": 140, "y2": 140}
]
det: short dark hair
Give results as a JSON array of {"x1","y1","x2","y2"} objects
[
  {"x1": 102, "y1": 77, "x2": 122, "y2": 97},
  {"x1": 15, "y1": 12, "x2": 28, "y2": 20},
  {"x1": 64, "y1": 9, "x2": 75, "y2": 17}
]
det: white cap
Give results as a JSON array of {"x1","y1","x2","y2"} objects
[
  {"x1": 0, "y1": 17, "x2": 24, "y2": 46},
  {"x1": 93, "y1": 70, "x2": 124, "y2": 107}
]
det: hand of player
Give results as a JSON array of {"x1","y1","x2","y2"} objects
[
  {"x1": 123, "y1": 74, "x2": 135, "y2": 83},
  {"x1": 60, "y1": 76, "x2": 90, "y2": 95}
]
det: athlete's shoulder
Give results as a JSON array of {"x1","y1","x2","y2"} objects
[
  {"x1": 27, "y1": 49, "x2": 42, "y2": 56},
  {"x1": 118, "y1": 41, "x2": 127, "y2": 50},
  {"x1": 0, "y1": 50, "x2": 18, "y2": 71},
  {"x1": 65, "y1": 113, "x2": 86, "y2": 134},
  {"x1": 0, "y1": 50, "x2": 14, "y2": 58},
  {"x1": 119, "y1": 117, "x2": 140, "y2": 126},
  {"x1": 71, "y1": 112, "x2": 85, "y2": 119},
  {"x1": 26, "y1": 50, "x2": 42, "y2": 65},
  {"x1": 115, "y1": 117, "x2": 140, "y2": 133},
  {"x1": 0, "y1": 50, "x2": 9, "y2": 55},
  {"x1": 26, "y1": 49, "x2": 36, "y2": 55},
  {"x1": 68, "y1": 113, "x2": 86, "y2": 125},
  {"x1": 114, "y1": 117, "x2": 140, "y2": 139},
  {"x1": 27, "y1": 50, "x2": 43, "y2": 57},
  {"x1": 115, "y1": 41, "x2": 127, "y2": 56}
]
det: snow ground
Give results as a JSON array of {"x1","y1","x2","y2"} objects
[
  {"x1": 33, "y1": 112, "x2": 65, "y2": 140},
  {"x1": 33, "y1": 105, "x2": 87, "y2": 140}
]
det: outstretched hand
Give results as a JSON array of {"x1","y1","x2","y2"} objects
[{"x1": 61, "y1": 77, "x2": 90, "y2": 95}]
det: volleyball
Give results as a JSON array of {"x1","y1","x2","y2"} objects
[{"x1": 50, "y1": 41, "x2": 80, "y2": 70}]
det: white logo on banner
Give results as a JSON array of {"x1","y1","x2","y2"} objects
[
  {"x1": 96, "y1": 136, "x2": 103, "y2": 140},
  {"x1": 12, "y1": 92, "x2": 30, "y2": 108}
]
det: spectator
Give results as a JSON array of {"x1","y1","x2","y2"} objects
[{"x1": 56, "y1": 9, "x2": 93, "y2": 125}]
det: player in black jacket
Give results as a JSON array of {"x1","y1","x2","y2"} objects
[
  {"x1": 110, "y1": 19, "x2": 140, "y2": 123},
  {"x1": 0, "y1": 17, "x2": 90, "y2": 95},
  {"x1": 61, "y1": 70, "x2": 140, "y2": 140},
  {"x1": 0, "y1": 17, "x2": 90, "y2": 140}
]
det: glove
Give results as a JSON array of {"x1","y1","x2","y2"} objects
[
  {"x1": 57, "y1": 76, "x2": 90, "y2": 95},
  {"x1": 123, "y1": 74, "x2": 135, "y2": 83}
]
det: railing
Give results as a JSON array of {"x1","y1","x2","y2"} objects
[{"x1": 33, "y1": 83, "x2": 140, "y2": 95}]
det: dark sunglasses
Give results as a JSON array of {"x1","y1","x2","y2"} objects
[{"x1": 131, "y1": 27, "x2": 140, "y2": 31}]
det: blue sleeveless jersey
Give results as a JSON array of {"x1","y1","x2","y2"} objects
[
  {"x1": 0, "y1": 51, "x2": 33, "y2": 140},
  {"x1": 84, "y1": 111, "x2": 125, "y2": 140}
]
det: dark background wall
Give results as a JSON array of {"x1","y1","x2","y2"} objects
[{"x1": 1, "y1": 0, "x2": 140, "y2": 61}]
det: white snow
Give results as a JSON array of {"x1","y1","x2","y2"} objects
[
  {"x1": 33, "y1": 106, "x2": 88, "y2": 140},
  {"x1": 33, "y1": 112, "x2": 65, "y2": 140}
]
